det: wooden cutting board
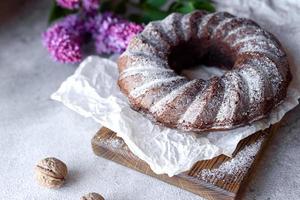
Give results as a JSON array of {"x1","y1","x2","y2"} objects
[{"x1": 91, "y1": 124, "x2": 279, "y2": 200}]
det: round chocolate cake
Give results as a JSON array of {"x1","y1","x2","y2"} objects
[{"x1": 117, "y1": 11, "x2": 292, "y2": 132}]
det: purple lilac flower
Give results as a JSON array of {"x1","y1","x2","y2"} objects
[
  {"x1": 103, "y1": 21, "x2": 144, "y2": 53},
  {"x1": 82, "y1": 0, "x2": 100, "y2": 13},
  {"x1": 56, "y1": 0, "x2": 80, "y2": 9},
  {"x1": 42, "y1": 14, "x2": 86, "y2": 63},
  {"x1": 87, "y1": 12, "x2": 144, "y2": 54},
  {"x1": 85, "y1": 12, "x2": 120, "y2": 36}
]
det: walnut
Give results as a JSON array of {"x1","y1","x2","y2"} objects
[
  {"x1": 80, "y1": 192, "x2": 105, "y2": 200},
  {"x1": 35, "y1": 157, "x2": 68, "y2": 188}
]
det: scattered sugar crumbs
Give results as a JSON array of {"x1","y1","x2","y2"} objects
[{"x1": 197, "y1": 137, "x2": 264, "y2": 183}]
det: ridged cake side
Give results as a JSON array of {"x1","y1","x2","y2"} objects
[{"x1": 117, "y1": 11, "x2": 292, "y2": 132}]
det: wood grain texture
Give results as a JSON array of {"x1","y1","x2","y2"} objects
[{"x1": 91, "y1": 124, "x2": 279, "y2": 200}]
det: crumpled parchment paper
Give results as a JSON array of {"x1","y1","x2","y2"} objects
[{"x1": 51, "y1": 0, "x2": 300, "y2": 176}]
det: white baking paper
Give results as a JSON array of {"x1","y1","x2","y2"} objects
[{"x1": 51, "y1": 0, "x2": 300, "y2": 176}]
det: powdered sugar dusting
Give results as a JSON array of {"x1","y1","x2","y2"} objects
[
  {"x1": 100, "y1": 137, "x2": 124, "y2": 150},
  {"x1": 120, "y1": 66, "x2": 174, "y2": 79},
  {"x1": 232, "y1": 34, "x2": 267, "y2": 47},
  {"x1": 223, "y1": 24, "x2": 258, "y2": 41},
  {"x1": 197, "y1": 13, "x2": 215, "y2": 37},
  {"x1": 216, "y1": 72, "x2": 242, "y2": 122},
  {"x1": 253, "y1": 57, "x2": 283, "y2": 94},
  {"x1": 142, "y1": 23, "x2": 172, "y2": 51},
  {"x1": 180, "y1": 12, "x2": 196, "y2": 41},
  {"x1": 239, "y1": 66, "x2": 264, "y2": 104},
  {"x1": 123, "y1": 52, "x2": 169, "y2": 69},
  {"x1": 197, "y1": 137, "x2": 264, "y2": 182},
  {"x1": 161, "y1": 13, "x2": 183, "y2": 45},
  {"x1": 211, "y1": 17, "x2": 234, "y2": 37},
  {"x1": 129, "y1": 76, "x2": 185, "y2": 98},
  {"x1": 128, "y1": 36, "x2": 166, "y2": 58},
  {"x1": 178, "y1": 83, "x2": 209, "y2": 124},
  {"x1": 238, "y1": 39, "x2": 284, "y2": 57},
  {"x1": 150, "y1": 80, "x2": 198, "y2": 115},
  {"x1": 121, "y1": 65, "x2": 167, "y2": 73}
]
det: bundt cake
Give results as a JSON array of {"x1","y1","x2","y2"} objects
[{"x1": 117, "y1": 11, "x2": 292, "y2": 132}]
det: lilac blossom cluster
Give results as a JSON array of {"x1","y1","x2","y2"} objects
[
  {"x1": 87, "y1": 12, "x2": 144, "y2": 54},
  {"x1": 56, "y1": 0, "x2": 80, "y2": 10},
  {"x1": 42, "y1": 14, "x2": 85, "y2": 63},
  {"x1": 43, "y1": 8, "x2": 144, "y2": 63},
  {"x1": 56, "y1": 0, "x2": 99, "y2": 12},
  {"x1": 82, "y1": 0, "x2": 100, "y2": 13}
]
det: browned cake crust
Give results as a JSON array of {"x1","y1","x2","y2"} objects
[{"x1": 117, "y1": 11, "x2": 292, "y2": 133}]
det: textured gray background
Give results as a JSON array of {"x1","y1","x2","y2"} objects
[{"x1": 0, "y1": 0, "x2": 299, "y2": 199}]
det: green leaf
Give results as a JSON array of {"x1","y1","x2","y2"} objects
[
  {"x1": 168, "y1": 0, "x2": 215, "y2": 13},
  {"x1": 142, "y1": 4, "x2": 169, "y2": 23},
  {"x1": 128, "y1": 14, "x2": 145, "y2": 24},
  {"x1": 114, "y1": 0, "x2": 127, "y2": 15},
  {"x1": 192, "y1": 0, "x2": 215, "y2": 12},
  {"x1": 176, "y1": 2, "x2": 195, "y2": 13},
  {"x1": 48, "y1": 1, "x2": 74, "y2": 24},
  {"x1": 100, "y1": 0, "x2": 114, "y2": 12},
  {"x1": 168, "y1": 2, "x2": 182, "y2": 12},
  {"x1": 146, "y1": 0, "x2": 166, "y2": 8}
]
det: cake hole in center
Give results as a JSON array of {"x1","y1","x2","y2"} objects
[{"x1": 167, "y1": 40, "x2": 234, "y2": 80}]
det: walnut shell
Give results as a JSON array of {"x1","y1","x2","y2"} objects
[
  {"x1": 35, "y1": 157, "x2": 68, "y2": 188},
  {"x1": 80, "y1": 192, "x2": 105, "y2": 200}
]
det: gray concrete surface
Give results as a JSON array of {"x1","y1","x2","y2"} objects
[{"x1": 0, "y1": 1, "x2": 299, "y2": 199}]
